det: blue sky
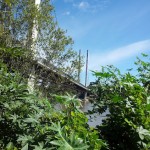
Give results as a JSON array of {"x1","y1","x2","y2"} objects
[{"x1": 52, "y1": 0, "x2": 150, "y2": 84}]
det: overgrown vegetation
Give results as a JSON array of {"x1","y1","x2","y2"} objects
[
  {"x1": 90, "y1": 54, "x2": 150, "y2": 150},
  {"x1": 0, "y1": 62, "x2": 107, "y2": 149},
  {"x1": 1, "y1": 51, "x2": 149, "y2": 150},
  {"x1": 0, "y1": 0, "x2": 150, "y2": 150}
]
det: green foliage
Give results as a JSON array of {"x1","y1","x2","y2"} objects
[
  {"x1": 0, "y1": 1, "x2": 106, "y2": 149},
  {"x1": 0, "y1": 63, "x2": 106, "y2": 150},
  {"x1": 0, "y1": 0, "x2": 84, "y2": 96},
  {"x1": 53, "y1": 94, "x2": 107, "y2": 150},
  {"x1": 0, "y1": 0, "x2": 84, "y2": 79},
  {"x1": 0, "y1": 63, "x2": 53, "y2": 149},
  {"x1": 90, "y1": 54, "x2": 150, "y2": 150},
  {"x1": 49, "y1": 122, "x2": 89, "y2": 150}
]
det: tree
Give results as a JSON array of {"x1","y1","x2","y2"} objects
[
  {"x1": 0, "y1": 0, "x2": 83, "y2": 80},
  {"x1": 0, "y1": 0, "x2": 84, "y2": 96}
]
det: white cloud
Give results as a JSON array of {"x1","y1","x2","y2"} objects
[
  {"x1": 63, "y1": 11, "x2": 71, "y2": 15},
  {"x1": 73, "y1": 1, "x2": 90, "y2": 10},
  {"x1": 73, "y1": 0, "x2": 110, "y2": 13},
  {"x1": 89, "y1": 39, "x2": 150, "y2": 70},
  {"x1": 78, "y1": 1, "x2": 89, "y2": 10}
]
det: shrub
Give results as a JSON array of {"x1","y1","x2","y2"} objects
[
  {"x1": 0, "y1": 63, "x2": 106, "y2": 150},
  {"x1": 90, "y1": 54, "x2": 150, "y2": 150}
]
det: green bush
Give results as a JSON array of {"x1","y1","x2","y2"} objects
[
  {"x1": 90, "y1": 54, "x2": 150, "y2": 150},
  {"x1": 0, "y1": 63, "x2": 106, "y2": 150}
]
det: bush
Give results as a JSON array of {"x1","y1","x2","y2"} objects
[
  {"x1": 0, "y1": 63, "x2": 107, "y2": 150},
  {"x1": 90, "y1": 54, "x2": 150, "y2": 150}
]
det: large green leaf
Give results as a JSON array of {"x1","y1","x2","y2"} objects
[
  {"x1": 137, "y1": 126, "x2": 150, "y2": 140},
  {"x1": 21, "y1": 143, "x2": 28, "y2": 150}
]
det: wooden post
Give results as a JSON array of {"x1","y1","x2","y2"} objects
[
  {"x1": 78, "y1": 49, "x2": 81, "y2": 82},
  {"x1": 85, "y1": 50, "x2": 88, "y2": 87},
  {"x1": 84, "y1": 50, "x2": 88, "y2": 99}
]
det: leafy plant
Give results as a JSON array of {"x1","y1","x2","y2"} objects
[
  {"x1": 53, "y1": 94, "x2": 108, "y2": 150},
  {"x1": 90, "y1": 54, "x2": 150, "y2": 150},
  {"x1": 0, "y1": 63, "x2": 106, "y2": 149},
  {"x1": 49, "y1": 122, "x2": 89, "y2": 150}
]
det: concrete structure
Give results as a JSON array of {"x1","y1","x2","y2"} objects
[{"x1": 32, "y1": 61, "x2": 89, "y2": 99}]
